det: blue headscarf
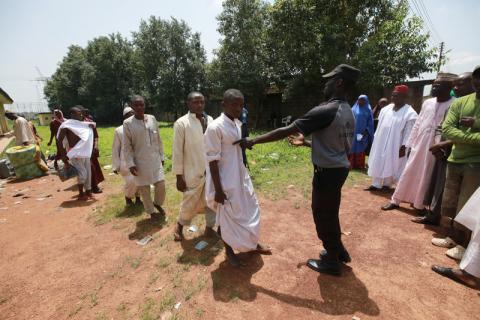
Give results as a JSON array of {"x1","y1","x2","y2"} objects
[{"x1": 351, "y1": 94, "x2": 374, "y2": 153}]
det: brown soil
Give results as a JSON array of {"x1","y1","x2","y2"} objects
[{"x1": 0, "y1": 175, "x2": 479, "y2": 320}]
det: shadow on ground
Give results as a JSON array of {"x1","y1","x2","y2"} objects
[{"x1": 211, "y1": 256, "x2": 379, "y2": 316}]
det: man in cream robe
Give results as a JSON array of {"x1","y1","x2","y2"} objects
[
  {"x1": 367, "y1": 85, "x2": 418, "y2": 190},
  {"x1": 172, "y1": 92, "x2": 216, "y2": 241},
  {"x1": 5, "y1": 112, "x2": 36, "y2": 146},
  {"x1": 382, "y1": 74, "x2": 457, "y2": 211},
  {"x1": 112, "y1": 106, "x2": 141, "y2": 206},
  {"x1": 123, "y1": 95, "x2": 166, "y2": 219}
]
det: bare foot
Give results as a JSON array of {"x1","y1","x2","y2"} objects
[
  {"x1": 255, "y1": 243, "x2": 272, "y2": 255},
  {"x1": 174, "y1": 223, "x2": 184, "y2": 242}
]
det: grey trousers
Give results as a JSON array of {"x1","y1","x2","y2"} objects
[{"x1": 70, "y1": 157, "x2": 91, "y2": 191}]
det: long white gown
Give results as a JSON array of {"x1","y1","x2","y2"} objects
[
  {"x1": 204, "y1": 113, "x2": 260, "y2": 252},
  {"x1": 368, "y1": 103, "x2": 418, "y2": 183},
  {"x1": 455, "y1": 187, "x2": 480, "y2": 278}
]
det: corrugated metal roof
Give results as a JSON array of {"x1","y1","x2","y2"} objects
[
  {"x1": 5, "y1": 102, "x2": 51, "y2": 114},
  {"x1": 0, "y1": 87, "x2": 14, "y2": 103}
]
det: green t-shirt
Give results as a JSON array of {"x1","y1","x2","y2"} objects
[{"x1": 442, "y1": 93, "x2": 480, "y2": 163}]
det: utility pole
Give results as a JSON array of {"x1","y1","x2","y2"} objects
[{"x1": 437, "y1": 42, "x2": 444, "y2": 72}]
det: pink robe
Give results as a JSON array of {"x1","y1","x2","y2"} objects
[{"x1": 391, "y1": 97, "x2": 455, "y2": 209}]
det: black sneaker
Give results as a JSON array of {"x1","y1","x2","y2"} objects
[{"x1": 319, "y1": 249, "x2": 351, "y2": 263}]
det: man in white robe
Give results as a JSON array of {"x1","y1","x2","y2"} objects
[
  {"x1": 57, "y1": 106, "x2": 95, "y2": 201},
  {"x1": 205, "y1": 89, "x2": 270, "y2": 267},
  {"x1": 112, "y1": 106, "x2": 141, "y2": 206},
  {"x1": 382, "y1": 74, "x2": 457, "y2": 211},
  {"x1": 432, "y1": 187, "x2": 480, "y2": 289},
  {"x1": 123, "y1": 95, "x2": 166, "y2": 220},
  {"x1": 172, "y1": 92, "x2": 216, "y2": 241},
  {"x1": 366, "y1": 85, "x2": 418, "y2": 190}
]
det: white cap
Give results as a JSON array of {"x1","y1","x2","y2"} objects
[{"x1": 123, "y1": 106, "x2": 133, "y2": 116}]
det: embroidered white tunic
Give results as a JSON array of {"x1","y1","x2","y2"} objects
[
  {"x1": 205, "y1": 113, "x2": 260, "y2": 252},
  {"x1": 123, "y1": 114, "x2": 164, "y2": 186},
  {"x1": 112, "y1": 125, "x2": 138, "y2": 198},
  {"x1": 368, "y1": 103, "x2": 418, "y2": 182}
]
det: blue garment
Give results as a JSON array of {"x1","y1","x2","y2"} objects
[{"x1": 350, "y1": 95, "x2": 374, "y2": 154}]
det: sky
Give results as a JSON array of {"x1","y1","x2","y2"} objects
[{"x1": 1, "y1": 0, "x2": 479, "y2": 103}]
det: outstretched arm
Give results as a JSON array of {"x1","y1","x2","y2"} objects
[{"x1": 235, "y1": 123, "x2": 300, "y2": 149}]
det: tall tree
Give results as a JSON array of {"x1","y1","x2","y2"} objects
[
  {"x1": 44, "y1": 45, "x2": 90, "y2": 113},
  {"x1": 211, "y1": 0, "x2": 272, "y2": 125},
  {"x1": 133, "y1": 16, "x2": 207, "y2": 118},
  {"x1": 267, "y1": 0, "x2": 437, "y2": 103}
]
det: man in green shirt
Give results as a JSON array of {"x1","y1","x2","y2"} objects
[{"x1": 431, "y1": 65, "x2": 480, "y2": 260}]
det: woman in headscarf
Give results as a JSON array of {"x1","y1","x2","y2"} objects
[
  {"x1": 349, "y1": 95, "x2": 374, "y2": 169},
  {"x1": 47, "y1": 109, "x2": 65, "y2": 170}
]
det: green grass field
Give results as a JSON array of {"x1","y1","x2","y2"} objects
[{"x1": 18, "y1": 122, "x2": 368, "y2": 224}]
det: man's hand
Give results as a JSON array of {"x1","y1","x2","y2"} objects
[
  {"x1": 162, "y1": 160, "x2": 164, "y2": 167},
  {"x1": 215, "y1": 190, "x2": 227, "y2": 204},
  {"x1": 399, "y1": 145, "x2": 406, "y2": 158},
  {"x1": 113, "y1": 170, "x2": 119, "y2": 175},
  {"x1": 233, "y1": 138, "x2": 254, "y2": 149},
  {"x1": 88, "y1": 124, "x2": 95, "y2": 129},
  {"x1": 47, "y1": 141, "x2": 52, "y2": 146},
  {"x1": 288, "y1": 133, "x2": 305, "y2": 147},
  {"x1": 176, "y1": 175, "x2": 187, "y2": 192},
  {"x1": 130, "y1": 166, "x2": 138, "y2": 176},
  {"x1": 460, "y1": 116, "x2": 475, "y2": 128}
]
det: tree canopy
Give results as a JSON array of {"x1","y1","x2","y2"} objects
[{"x1": 45, "y1": 0, "x2": 438, "y2": 124}]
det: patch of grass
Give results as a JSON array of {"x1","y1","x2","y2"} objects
[
  {"x1": 95, "y1": 312, "x2": 107, "y2": 320},
  {"x1": 140, "y1": 297, "x2": 157, "y2": 320},
  {"x1": 126, "y1": 256, "x2": 142, "y2": 270},
  {"x1": 195, "y1": 308, "x2": 205, "y2": 318},
  {"x1": 172, "y1": 269, "x2": 183, "y2": 288},
  {"x1": 68, "y1": 304, "x2": 83, "y2": 318},
  {"x1": 156, "y1": 256, "x2": 171, "y2": 269},
  {"x1": 159, "y1": 292, "x2": 176, "y2": 312},
  {"x1": 183, "y1": 276, "x2": 207, "y2": 301},
  {"x1": 90, "y1": 291, "x2": 98, "y2": 307}
]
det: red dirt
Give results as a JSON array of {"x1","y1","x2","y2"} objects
[{"x1": 0, "y1": 175, "x2": 479, "y2": 320}]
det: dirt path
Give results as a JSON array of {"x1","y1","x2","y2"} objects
[{"x1": 0, "y1": 175, "x2": 479, "y2": 320}]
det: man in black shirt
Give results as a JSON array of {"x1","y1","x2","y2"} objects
[{"x1": 235, "y1": 64, "x2": 360, "y2": 275}]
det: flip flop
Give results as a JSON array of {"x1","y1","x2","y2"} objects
[{"x1": 431, "y1": 265, "x2": 478, "y2": 289}]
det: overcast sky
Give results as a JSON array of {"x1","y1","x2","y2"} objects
[{"x1": 1, "y1": 0, "x2": 478, "y2": 103}]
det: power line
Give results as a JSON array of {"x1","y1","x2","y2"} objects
[
  {"x1": 416, "y1": 0, "x2": 442, "y2": 42},
  {"x1": 407, "y1": 0, "x2": 441, "y2": 44}
]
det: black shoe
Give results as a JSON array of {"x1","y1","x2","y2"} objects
[
  {"x1": 92, "y1": 186, "x2": 103, "y2": 194},
  {"x1": 364, "y1": 185, "x2": 381, "y2": 191},
  {"x1": 320, "y1": 249, "x2": 351, "y2": 263},
  {"x1": 125, "y1": 197, "x2": 134, "y2": 206},
  {"x1": 306, "y1": 259, "x2": 341, "y2": 276},
  {"x1": 381, "y1": 203, "x2": 399, "y2": 211},
  {"x1": 411, "y1": 216, "x2": 439, "y2": 225}
]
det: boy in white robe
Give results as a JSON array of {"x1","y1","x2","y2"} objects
[
  {"x1": 112, "y1": 106, "x2": 141, "y2": 206},
  {"x1": 205, "y1": 89, "x2": 271, "y2": 267}
]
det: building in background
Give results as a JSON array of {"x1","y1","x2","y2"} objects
[
  {"x1": 4, "y1": 101, "x2": 50, "y2": 121},
  {"x1": 0, "y1": 87, "x2": 13, "y2": 135}
]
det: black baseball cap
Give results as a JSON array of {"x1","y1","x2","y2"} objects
[{"x1": 322, "y1": 64, "x2": 361, "y2": 82}]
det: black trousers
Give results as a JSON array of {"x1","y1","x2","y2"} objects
[{"x1": 311, "y1": 166, "x2": 349, "y2": 260}]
